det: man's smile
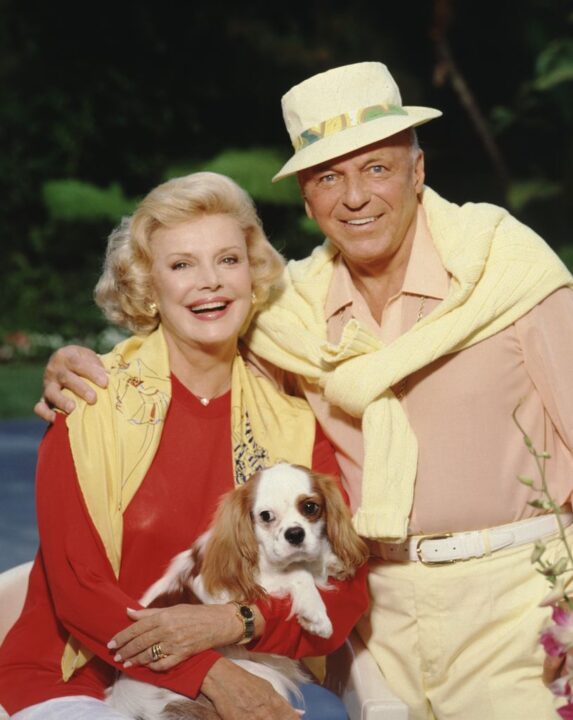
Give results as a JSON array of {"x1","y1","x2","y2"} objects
[{"x1": 343, "y1": 215, "x2": 381, "y2": 226}]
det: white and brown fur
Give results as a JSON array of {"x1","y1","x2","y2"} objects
[{"x1": 106, "y1": 463, "x2": 368, "y2": 719}]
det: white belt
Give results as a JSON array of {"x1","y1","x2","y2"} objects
[{"x1": 369, "y1": 513, "x2": 573, "y2": 564}]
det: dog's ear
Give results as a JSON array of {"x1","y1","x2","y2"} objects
[
  {"x1": 313, "y1": 472, "x2": 369, "y2": 578},
  {"x1": 200, "y1": 475, "x2": 266, "y2": 601}
]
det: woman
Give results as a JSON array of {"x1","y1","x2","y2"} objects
[{"x1": 0, "y1": 172, "x2": 368, "y2": 719}]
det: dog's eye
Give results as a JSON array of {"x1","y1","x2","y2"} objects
[
  {"x1": 302, "y1": 501, "x2": 320, "y2": 517},
  {"x1": 259, "y1": 510, "x2": 274, "y2": 523}
]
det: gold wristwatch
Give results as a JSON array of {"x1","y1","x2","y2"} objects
[{"x1": 231, "y1": 602, "x2": 255, "y2": 645}]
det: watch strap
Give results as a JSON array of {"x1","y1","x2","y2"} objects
[{"x1": 231, "y1": 601, "x2": 255, "y2": 645}]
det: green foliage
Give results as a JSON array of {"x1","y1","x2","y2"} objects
[
  {"x1": 489, "y1": 106, "x2": 517, "y2": 135},
  {"x1": 486, "y1": 7, "x2": 573, "y2": 233},
  {"x1": 43, "y1": 180, "x2": 137, "y2": 222},
  {"x1": 0, "y1": 363, "x2": 44, "y2": 418},
  {"x1": 507, "y1": 179, "x2": 562, "y2": 213},
  {"x1": 0, "y1": 254, "x2": 106, "y2": 339},
  {"x1": 298, "y1": 215, "x2": 323, "y2": 237},
  {"x1": 1, "y1": 211, "x2": 111, "y2": 340},
  {"x1": 166, "y1": 148, "x2": 302, "y2": 206},
  {"x1": 533, "y1": 39, "x2": 573, "y2": 91},
  {"x1": 559, "y1": 245, "x2": 573, "y2": 272}
]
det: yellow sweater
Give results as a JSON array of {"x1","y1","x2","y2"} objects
[{"x1": 246, "y1": 186, "x2": 573, "y2": 542}]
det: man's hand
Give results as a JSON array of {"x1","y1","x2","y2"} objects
[
  {"x1": 201, "y1": 658, "x2": 302, "y2": 720},
  {"x1": 35, "y1": 345, "x2": 108, "y2": 422}
]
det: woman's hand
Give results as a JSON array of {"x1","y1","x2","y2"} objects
[
  {"x1": 108, "y1": 604, "x2": 257, "y2": 671},
  {"x1": 35, "y1": 345, "x2": 108, "y2": 421},
  {"x1": 201, "y1": 658, "x2": 303, "y2": 720}
]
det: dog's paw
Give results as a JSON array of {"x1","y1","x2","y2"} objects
[{"x1": 297, "y1": 612, "x2": 333, "y2": 638}]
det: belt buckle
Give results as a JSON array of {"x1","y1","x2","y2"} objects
[{"x1": 416, "y1": 533, "x2": 455, "y2": 565}]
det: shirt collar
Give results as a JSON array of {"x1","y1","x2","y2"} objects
[
  {"x1": 401, "y1": 204, "x2": 449, "y2": 300},
  {"x1": 324, "y1": 204, "x2": 449, "y2": 321}
]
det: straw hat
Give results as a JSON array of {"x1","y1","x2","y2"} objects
[{"x1": 273, "y1": 61, "x2": 442, "y2": 182}]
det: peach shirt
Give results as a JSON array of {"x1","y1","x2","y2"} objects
[{"x1": 296, "y1": 205, "x2": 573, "y2": 534}]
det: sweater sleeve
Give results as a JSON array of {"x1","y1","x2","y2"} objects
[
  {"x1": 36, "y1": 414, "x2": 220, "y2": 698},
  {"x1": 250, "y1": 422, "x2": 370, "y2": 657}
]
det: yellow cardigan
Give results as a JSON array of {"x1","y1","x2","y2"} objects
[{"x1": 246, "y1": 186, "x2": 573, "y2": 542}]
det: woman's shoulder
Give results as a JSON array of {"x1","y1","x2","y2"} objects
[{"x1": 64, "y1": 330, "x2": 172, "y2": 420}]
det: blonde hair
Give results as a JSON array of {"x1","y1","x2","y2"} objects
[{"x1": 95, "y1": 172, "x2": 285, "y2": 334}]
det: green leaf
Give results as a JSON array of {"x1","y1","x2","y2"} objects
[
  {"x1": 42, "y1": 180, "x2": 136, "y2": 222},
  {"x1": 559, "y1": 246, "x2": 573, "y2": 272},
  {"x1": 517, "y1": 475, "x2": 535, "y2": 487},
  {"x1": 298, "y1": 215, "x2": 324, "y2": 237},
  {"x1": 490, "y1": 105, "x2": 517, "y2": 133},
  {"x1": 529, "y1": 498, "x2": 553, "y2": 511},
  {"x1": 166, "y1": 148, "x2": 302, "y2": 206},
  {"x1": 541, "y1": 570, "x2": 557, "y2": 582},
  {"x1": 534, "y1": 39, "x2": 573, "y2": 90},
  {"x1": 531, "y1": 541, "x2": 546, "y2": 563},
  {"x1": 507, "y1": 179, "x2": 562, "y2": 213},
  {"x1": 554, "y1": 557, "x2": 570, "y2": 576}
]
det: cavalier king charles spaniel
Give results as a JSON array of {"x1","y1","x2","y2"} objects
[{"x1": 107, "y1": 463, "x2": 368, "y2": 719}]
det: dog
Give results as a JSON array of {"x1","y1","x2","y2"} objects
[{"x1": 106, "y1": 463, "x2": 368, "y2": 719}]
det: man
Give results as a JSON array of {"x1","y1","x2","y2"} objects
[{"x1": 40, "y1": 62, "x2": 573, "y2": 719}]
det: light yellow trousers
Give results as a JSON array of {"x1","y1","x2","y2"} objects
[{"x1": 357, "y1": 531, "x2": 568, "y2": 720}]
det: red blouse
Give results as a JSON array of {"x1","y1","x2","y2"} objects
[{"x1": 0, "y1": 374, "x2": 369, "y2": 714}]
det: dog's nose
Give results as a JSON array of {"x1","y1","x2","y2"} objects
[{"x1": 284, "y1": 526, "x2": 305, "y2": 546}]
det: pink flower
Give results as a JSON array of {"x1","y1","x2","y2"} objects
[
  {"x1": 540, "y1": 609, "x2": 573, "y2": 656},
  {"x1": 555, "y1": 607, "x2": 573, "y2": 626},
  {"x1": 541, "y1": 628, "x2": 567, "y2": 657},
  {"x1": 558, "y1": 703, "x2": 573, "y2": 719},
  {"x1": 551, "y1": 676, "x2": 572, "y2": 697}
]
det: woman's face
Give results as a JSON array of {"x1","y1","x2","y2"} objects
[{"x1": 149, "y1": 213, "x2": 252, "y2": 357}]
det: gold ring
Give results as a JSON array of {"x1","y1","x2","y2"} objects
[{"x1": 150, "y1": 642, "x2": 166, "y2": 661}]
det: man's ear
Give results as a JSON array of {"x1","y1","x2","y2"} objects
[
  {"x1": 297, "y1": 174, "x2": 315, "y2": 219},
  {"x1": 414, "y1": 150, "x2": 425, "y2": 194},
  {"x1": 303, "y1": 197, "x2": 315, "y2": 220}
]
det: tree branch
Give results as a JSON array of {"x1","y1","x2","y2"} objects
[{"x1": 431, "y1": 0, "x2": 511, "y2": 198}]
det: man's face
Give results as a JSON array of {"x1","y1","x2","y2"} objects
[{"x1": 298, "y1": 131, "x2": 424, "y2": 275}]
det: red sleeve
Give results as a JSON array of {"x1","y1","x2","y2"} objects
[
  {"x1": 36, "y1": 414, "x2": 220, "y2": 698},
  {"x1": 312, "y1": 422, "x2": 342, "y2": 473},
  {"x1": 251, "y1": 421, "x2": 370, "y2": 657},
  {"x1": 252, "y1": 565, "x2": 369, "y2": 657}
]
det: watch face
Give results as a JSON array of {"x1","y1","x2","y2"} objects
[{"x1": 240, "y1": 605, "x2": 254, "y2": 619}]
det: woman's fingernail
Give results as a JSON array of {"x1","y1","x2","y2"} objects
[
  {"x1": 107, "y1": 640, "x2": 117, "y2": 649},
  {"x1": 123, "y1": 661, "x2": 132, "y2": 668},
  {"x1": 114, "y1": 653, "x2": 122, "y2": 662}
]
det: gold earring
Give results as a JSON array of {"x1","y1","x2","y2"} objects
[
  {"x1": 251, "y1": 292, "x2": 257, "y2": 304},
  {"x1": 147, "y1": 301, "x2": 158, "y2": 316}
]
